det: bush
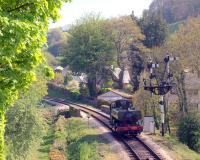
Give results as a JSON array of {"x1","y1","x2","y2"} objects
[
  {"x1": 99, "y1": 88, "x2": 111, "y2": 94},
  {"x1": 52, "y1": 73, "x2": 64, "y2": 85},
  {"x1": 79, "y1": 83, "x2": 89, "y2": 97},
  {"x1": 48, "y1": 83, "x2": 81, "y2": 101},
  {"x1": 177, "y1": 114, "x2": 200, "y2": 152}
]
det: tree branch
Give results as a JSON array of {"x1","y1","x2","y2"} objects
[{"x1": 7, "y1": 3, "x2": 34, "y2": 13}]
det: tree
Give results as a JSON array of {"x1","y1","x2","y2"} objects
[
  {"x1": 0, "y1": 0, "x2": 69, "y2": 158},
  {"x1": 105, "y1": 16, "x2": 144, "y2": 67},
  {"x1": 152, "y1": 17, "x2": 200, "y2": 114},
  {"x1": 148, "y1": 0, "x2": 200, "y2": 23},
  {"x1": 178, "y1": 114, "x2": 200, "y2": 152},
  {"x1": 44, "y1": 51, "x2": 60, "y2": 67},
  {"x1": 47, "y1": 28, "x2": 69, "y2": 57},
  {"x1": 105, "y1": 15, "x2": 147, "y2": 91},
  {"x1": 138, "y1": 11, "x2": 168, "y2": 48},
  {"x1": 5, "y1": 66, "x2": 48, "y2": 159},
  {"x1": 128, "y1": 44, "x2": 145, "y2": 92},
  {"x1": 64, "y1": 14, "x2": 115, "y2": 97}
]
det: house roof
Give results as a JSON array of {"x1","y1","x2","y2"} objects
[
  {"x1": 54, "y1": 66, "x2": 64, "y2": 71},
  {"x1": 113, "y1": 68, "x2": 121, "y2": 80}
]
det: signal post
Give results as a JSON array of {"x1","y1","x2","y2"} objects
[{"x1": 144, "y1": 55, "x2": 178, "y2": 136}]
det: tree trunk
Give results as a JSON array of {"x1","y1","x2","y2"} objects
[
  {"x1": 87, "y1": 76, "x2": 97, "y2": 98},
  {"x1": 0, "y1": 110, "x2": 5, "y2": 160},
  {"x1": 181, "y1": 72, "x2": 188, "y2": 114},
  {"x1": 176, "y1": 71, "x2": 188, "y2": 115}
]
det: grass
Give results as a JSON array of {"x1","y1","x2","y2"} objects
[
  {"x1": 26, "y1": 106, "x2": 55, "y2": 160},
  {"x1": 37, "y1": 130, "x2": 55, "y2": 159},
  {"x1": 147, "y1": 132, "x2": 200, "y2": 160},
  {"x1": 29, "y1": 106, "x2": 118, "y2": 160},
  {"x1": 66, "y1": 117, "x2": 120, "y2": 160}
]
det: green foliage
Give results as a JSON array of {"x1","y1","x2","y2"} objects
[
  {"x1": 66, "y1": 80, "x2": 80, "y2": 93},
  {"x1": 48, "y1": 83, "x2": 81, "y2": 101},
  {"x1": 47, "y1": 28, "x2": 69, "y2": 57},
  {"x1": 44, "y1": 52, "x2": 60, "y2": 67},
  {"x1": 105, "y1": 16, "x2": 146, "y2": 91},
  {"x1": 99, "y1": 87, "x2": 111, "y2": 94},
  {"x1": 51, "y1": 116, "x2": 67, "y2": 159},
  {"x1": 178, "y1": 114, "x2": 200, "y2": 152},
  {"x1": 64, "y1": 74, "x2": 73, "y2": 85},
  {"x1": 79, "y1": 83, "x2": 89, "y2": 97},
  {"x1": 105, "y1": 16, "x2": 144, "y2": 66},
  {"x1": 63, "y1": 14, "x2": 115, "y2": 97},
  {"x1": 5, "y1": 66, "x2": 48, "y2": 159},
  {"x1": 79, "y1": 142, "x2": 99, "y2": 160},
  {"x1": 51, "y1": 72, "x2": 64, "y2": 85},
  {"x1": 138, "y1": 12, "x2": 168, "y2": 48},
  {"x1": 129, "y1": 45, "x2": 145, "y2": 92},
  {"x1": 36, "y1": 107, "x2": 55, "y2": 160},
  {"x1": 0, "y1": 0, "x2": 70, "y2": 158},
  {"x1": 152, "y1": 17, "x2": 200, "y2": 114},
  {"x1": 65, "y1": 14, "x2": 115, "y2": 74}
]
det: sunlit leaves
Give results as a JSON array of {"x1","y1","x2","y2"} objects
[{"x1": 0, "y1": 0, "x2": 70, "y2": 158}]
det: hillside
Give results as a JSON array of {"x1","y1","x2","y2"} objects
[{"x1": 148, "y1": 0, "x2": 200, "y2": 24}]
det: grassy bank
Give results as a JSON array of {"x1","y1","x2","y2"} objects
[
  {"x1": 30, "y1": 106, "x2": 55, "y2": 160},
  {"x1": 147, "y1": 133, "x2": 200, "y2": 160},
  {"x1": 29, "y1": 104, "x2": 119, "y2": 160},
  {"x1": 66, "y1": 117, "x2": 119, "y2": 160}
]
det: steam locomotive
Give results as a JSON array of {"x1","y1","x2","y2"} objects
[{"x1": 109, "y1": 99, "x2": 143, "y2": 135}]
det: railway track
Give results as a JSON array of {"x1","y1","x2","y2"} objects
[{"x1": 44, "y1": 97, "x2": 165, "y2": 160}]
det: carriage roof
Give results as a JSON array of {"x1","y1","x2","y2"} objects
[{"x1": 97, "y1": 90, "x2": 132, "y2": 104}]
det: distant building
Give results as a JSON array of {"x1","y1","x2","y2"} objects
[
  {"x1": 54, "y1": 66, "x2": 64, "y2": 73},
  {"x1": 72, "y1": 73, "x2": 87, "y2": 84},
  {"x1": 112, "y1": 67, "x2": 131, "y2": 89},
  {"x1": 184, "y1": 69, "x2": 200, "y2": 111},
  {"x1": 166, "y1": 68, "x2": 200, "y2": 111}
]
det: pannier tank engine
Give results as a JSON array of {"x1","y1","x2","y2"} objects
[{"x1": 110, "y1": 100, "x2": 143, "y2": 135}]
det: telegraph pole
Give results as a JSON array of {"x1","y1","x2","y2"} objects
[{"x1": 144, "y1": 55, "x2": 178, "y2": 136}]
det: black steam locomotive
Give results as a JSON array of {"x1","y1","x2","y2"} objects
[{"x1": 109, "y1": 99, "x2": 143, "y2": 135}]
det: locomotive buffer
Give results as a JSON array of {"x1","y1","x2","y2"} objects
[{"x1": 144, "y1": 55, "x2": 178, "y2": 136}]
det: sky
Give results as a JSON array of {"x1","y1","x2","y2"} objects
[{"x1": 50, "y1": 0, "x2": 153, "y2": 28}]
